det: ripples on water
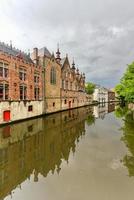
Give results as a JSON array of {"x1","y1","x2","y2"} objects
[{"x1": 0, "y1": 103, "x2": 133, "y2": 200}]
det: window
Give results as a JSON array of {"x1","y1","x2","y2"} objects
[
  {"x1": 28, "y1": 105, "x2": 33, "y2": 112},
  {"x1": 19, "y1": 68, "x2": 26, "y2": 81},
  {"x1": 50, "y1": 67, "x2": 56, "y2": 85},
  {"x1": 34, "y1": 87, "x2": 39, "y2": 100},
  {"x1": 62, "y1": 80, "x2": 64, "y2": 89},
  {"x1": 70, "y1": 82, "x2": 72, "y2": 90},
  {"x1": 0, "y1": 83, "x2": 9, "y2": 100},
  {"x1": 20, "y1": 85, "x2": 27, "y2": 100},
  {"x1": 65, "y1": 81, "x2": 68, "y2": 90},
  {"x1": 64, "y1": 99, "x2": 67, "y2": 104},
  {"x1": 0, "y1": 62, "x2": 9, "y2": 78},
  {"x1": 0, "y1": 67, "x2": 2, "y2": 77},
  {"x1": 34, "y1": 74, "x2": 39, "y2": 83},
  {"x1": 53, "y1": 102, "x2": 55, "y2": 107}
]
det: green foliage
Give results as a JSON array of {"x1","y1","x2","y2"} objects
[
  {"x1": 114, "y1": 106, "x2": 129, "y2": 118},
  {"x1": 114, "y1": 105, "x2": 134, "y2": 177},
  {"x1": 85, "y1": 82, "x2": 95, "y2": 94},
  {"x1": 115, "y1": 62, "x2": 134, "y2": 102},
  {"x1": 121, "y1": 110, "x2": 134, "y2": 177},
  {"x1": 86, "y1": 114, "x2": 95, "y2": 126}
]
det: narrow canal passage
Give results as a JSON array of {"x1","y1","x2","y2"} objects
[{"x1": 0, "y1": 104, "x2": 134, "y2": 200}]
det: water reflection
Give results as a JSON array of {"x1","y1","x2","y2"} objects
[
  {"x1": 93, "y1": 102, "x2": 115, "y2": 119},
  {"x1": 115, "y1": 105, "x2": 134, "y2": 177},
  {"x1": 0, "y1": 103, "x2": 118, "y2": 200},
  {"x1": 0, "y1": 106, "x2": 95, "y2": 200}
]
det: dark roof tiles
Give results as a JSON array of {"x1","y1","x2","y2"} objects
[{"x1": 0, "y1": 42, "x2": 33, "y2": 64}]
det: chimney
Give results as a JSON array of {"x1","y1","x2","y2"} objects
[{"x1": 33, "y1": 47, "x2": 38, "y2": 65}]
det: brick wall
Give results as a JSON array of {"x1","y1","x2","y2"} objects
[{"x1": 0, "y1": 52, "x2": 43, "y2": 101}]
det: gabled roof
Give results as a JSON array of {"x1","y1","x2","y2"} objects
[
  {"x1": 0, "y1": 42, "x2": 33, "y2": 63},
  {"x1": 61, "y1": 58, "x2": 66, "y2": 66},
  {"x1": 61, "y1": 56, "x2": 71, "y2": 69},
  {"x1": 38, "y1": 47, "x2": 51, "y2": 58}
]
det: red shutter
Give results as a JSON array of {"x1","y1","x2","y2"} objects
[{"x1": 3, "y1": 110, "x2": 11, "y2": 121}]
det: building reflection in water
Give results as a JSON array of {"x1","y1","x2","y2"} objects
[
  {"x1": 0, "y1": 103, "x2": 116, "y2": 199},
  {"x1": 93, "y1": 102, "x2": 115, "y2": 119},
  {"x1": 0, "y1": 106, "x2": 94, "y2": 200}
]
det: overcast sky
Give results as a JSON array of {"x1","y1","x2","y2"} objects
[{"x1": 0, "y1": 0, "x2": 134, "y2": 88}]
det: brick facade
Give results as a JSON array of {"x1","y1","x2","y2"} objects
[
  {"x1": 0, "y1": 43, "x2": 91, "y2": 124},
  {"x1": 108, "y1": 91, "x2": 115, "y2": 102},
  {"x1": 0, "y1": 43, "x2": 43, "y2": 124},
  {"x1": 60, "y1": 55, "x2": 87, "y2": 110},
  {"x1": 0, "y1": 49, "x2": 43, "y2": 101}
]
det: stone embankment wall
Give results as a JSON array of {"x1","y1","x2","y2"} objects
[{"x1": 0, "y1": 101, "x2": 43, "y2": 124}]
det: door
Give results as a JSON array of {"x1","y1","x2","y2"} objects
[{"x1": 3, "y1": 110, "x2": 11, "y2": 122}]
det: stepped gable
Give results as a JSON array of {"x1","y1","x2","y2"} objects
[{"x1": 0, "y1": 41, "x2": 33, "y2": 63}]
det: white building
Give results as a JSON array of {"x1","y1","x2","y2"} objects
[{"x1": 93, "y1": 85, "x2": 108, "y2": 103}]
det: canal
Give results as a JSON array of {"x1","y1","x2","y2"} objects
[{"x1": 0, "y1": 103, "x2": 134, "y2": 200}]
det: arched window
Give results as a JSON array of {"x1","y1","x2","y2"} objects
[{"x1": 50, "y1": 67, "x2": 56, "y2": 85}]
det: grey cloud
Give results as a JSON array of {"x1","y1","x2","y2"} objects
[{"x1": 0, "y1": 0, "x2": 134, "y2": 87}]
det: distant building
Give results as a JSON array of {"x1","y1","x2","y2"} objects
[
  {"x1": 93, "y1": 85, "x2": 108, "y2": 103},
  {"x1": 108, "y1": 90, "x2": 115, "y2": 102}
]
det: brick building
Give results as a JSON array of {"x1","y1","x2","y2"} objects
[
  {"x1": 0, "y1": 42, "x2": 90, "y2": 124},
  {"x1": 108, "y1": 90, "x2": 115, "y2": 102},
  {"x1": 60, "y1": 52, "x2": 87, "y2": 110},
  {"x1": 0, "y1": 42, "x2": 43, "y2": 124},
  {"x1": 31, "y1": 46, "x2": 88, "y2": 114},
  {"x1": 31, "y1": 47, "x2": 61, "y2": 113}
]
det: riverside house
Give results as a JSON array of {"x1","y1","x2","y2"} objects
[
  {"x1": 0, "y1": 42, "x2": 89, "y2": 124},
  {"x1": 0, "y1": 42, "x2": 43, "y2": 124}
]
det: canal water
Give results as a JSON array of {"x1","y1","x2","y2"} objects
[{"x1": 0, "y1": 103, "x2": 134, "y2": 200}]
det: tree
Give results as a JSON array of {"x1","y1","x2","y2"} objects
[
  {"x1": 115, "y1": 62, "x2": 134, "y2": 102},
  {"x1": 121, "y1": 110, "x2": 134, "y2": 177},
  {"x1": 86, "y1": 114, "x2": 95, "y2": 126},
  {"x1": 85, "y1": 82, "x2": 95, "y2": 94},
  {"x1": 114, "y1": 105, "x2": 134, "y2": 177}
]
